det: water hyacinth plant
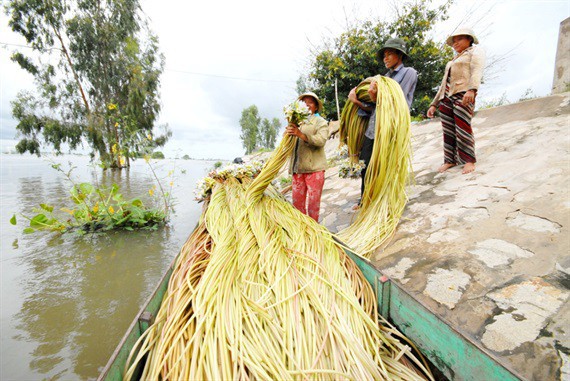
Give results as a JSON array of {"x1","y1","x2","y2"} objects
[
  {"x1": 10, "y1": 161, "x2": 173, "y2": 234},
  {"x1": 283, "y1": 99, "x2": 310, "y2": 125}
]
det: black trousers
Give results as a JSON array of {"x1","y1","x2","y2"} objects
[{"x1": 358, "y1": 136, "x2": 374, "y2": 202}]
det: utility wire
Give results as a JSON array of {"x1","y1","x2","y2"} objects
[
  {"x1": 0, "y1": 41, "x2": 62, "y2": 52},
  {"x1": 1, "y1": 41, "x2": 32, "y2": 49},
  {"x1": 1, "y1": 41, "x2": 296, "y2": 84},
  {"x1": 165, "y1": 68, "x2": 294, "y2": 83}
]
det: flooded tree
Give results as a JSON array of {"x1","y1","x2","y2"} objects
[{"x1": 5, "y1": 0, "x2": 171, "y2": 168}]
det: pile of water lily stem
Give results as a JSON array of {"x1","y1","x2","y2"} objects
[{"x1": 124, "y1": 76, "x2": 427, "y2": 380}]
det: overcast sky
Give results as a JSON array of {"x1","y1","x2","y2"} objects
[{"x1": 1, "y1": 0, "x2": 568, "y2": 160}]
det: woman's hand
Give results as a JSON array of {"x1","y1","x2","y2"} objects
[
  {"x1": 286, "y1": 123, "x2": 307, "y2": 141},
  {"x1": 286, "y1": 123, "x2": 300, "y2": 136},
  {"x1": 427, "y1": 105, "x2": 437, "y2": 118},
  {"x1": 462, "y1": 90, "x2": 476, "y2": 106}
]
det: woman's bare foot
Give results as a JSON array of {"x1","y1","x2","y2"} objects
[
  {"x1": 462, "y1": 162, "x2": 476, "y2": 174},
  {"x1": 438, "y1": 163, "x2": 456, "y2": 173},
  {"x1": 352, "y1": 203, "x2": 360, "y2": 211}
]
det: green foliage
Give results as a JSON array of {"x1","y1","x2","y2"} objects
[
  {"x1": 296, "y1": 76, "x2": 308, "y2": 94},
  {"x1": 5, "y1": 0, "x2": 170, "y2": 167},
  {"x1": 412, "y1": 94, "x2": 433, "y2": 119},
  {"x1": 151, "y1": 151, "x2": 165, "y2": 159},
  {"x1": 260, "y1": 117, "x2": 280, "y2": 149},
  {"x1": 12, "y1": 162, "x2": 172, "y2": 234},
  {"x1": 239, "y1": 106, "x2": 281, "y2": 154},
  {"x1": 279, "y1": 176, "x2": 292, "y2": 186},
  {"x1": 182, "y1": 154, "x2": 190, "y2": 160},
  {"x1": 239, "y1": 105, "x2": 261, "y2": 155},
  {"x1": 306, "y1": 0, "x2": 453, "y2": 119},
  {"x1": 213, "y1": 161, "x2": 223, "y2": 169},
  {"x1": 411, "y1": 115, "x2": 426, "y2": 123},
  {"x1": 11, "y1": 91, "x2": 83, "y2": 156}
]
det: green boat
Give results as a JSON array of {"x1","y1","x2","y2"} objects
[{"x1": 98, "y1": 241, "x2": 524, "y2": 381}]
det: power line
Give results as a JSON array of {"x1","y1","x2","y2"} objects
[
  {"x1": 165, "y1": 68, "x2": 295, "y2": 84},
  {"x1": 0, "y1": 41, "x2": 296, "y2": 84},
  {"x1": 1, "y1": 41, "x2": 35, "y2": 50},
  {"x1": 0, "y1": 41, "x2": 61, "y2": 52}
]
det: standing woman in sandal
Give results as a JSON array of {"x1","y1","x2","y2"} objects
[
  {"x1": 427, "y1": 27, "x2": 485, "y2": 174},
  {"x1": 286, "y1": 92, "x2": 329, "y2": 222}
]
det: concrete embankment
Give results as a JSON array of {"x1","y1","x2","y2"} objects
[{"x1": 317, "y1": 92, "x2": 569, "y2": 380}]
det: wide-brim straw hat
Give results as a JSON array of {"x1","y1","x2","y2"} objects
[
  {"x1": 297, "y1": 92, "x2": 323, "y2": 113},
  {"x1": 446, "y1": 27, "x2": 479, "y2": 46}
]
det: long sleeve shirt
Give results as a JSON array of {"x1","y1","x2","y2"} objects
[{"x1": 288, "y1": 114, "x2": 329, "y2": 174}]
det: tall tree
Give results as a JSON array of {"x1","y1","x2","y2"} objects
[
  {"x1": 259, "y1": 117, "x2": 280, "y2": 150},
  {"x1": 306, "y1": 0, "x2": 453, "y2": 119},
  {"x1": 5, "y1": 0, "x2": 170, "y2": 168},
  {"x1": 239, "y1": 105, "x2": 260, "y2": 155}
]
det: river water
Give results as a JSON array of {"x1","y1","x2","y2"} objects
[{"x1": 0, "y1": 153, "x2": 215, "y2": 380}]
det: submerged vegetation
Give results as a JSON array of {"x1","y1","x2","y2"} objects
[{"x1": 11, "y1": 159, "x2": 175, "y2": 234}]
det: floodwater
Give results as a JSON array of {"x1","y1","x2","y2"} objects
[{"x1": 0, "y1": 154, "x2": 215, "y2": 380}]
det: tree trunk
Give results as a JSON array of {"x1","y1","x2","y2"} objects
[{"x1": 53, "y1": 28, "x2": 90, "y2": 114}]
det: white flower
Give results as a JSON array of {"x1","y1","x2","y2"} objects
[
  {"x1": 283, "y1": 100, "x2": 311, "y2": 124},
  {"x1": 194, "y1": 160, "x2": 267, "y2": 201}
]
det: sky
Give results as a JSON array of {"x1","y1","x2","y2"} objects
[{"x1": 0, "y1": 0, "x2": 569, "y2": 160}]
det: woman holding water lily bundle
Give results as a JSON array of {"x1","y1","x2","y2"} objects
[{"x1": 285, "y1": 92, "x2": 329, "y2": 222}]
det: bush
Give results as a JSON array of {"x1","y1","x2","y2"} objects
[
  {"x1": 411, "y1": 95, "x2": 432, "y2": 119},
  {"x1": 151, "y1": 151, "x2": 165, "y2": 159}
]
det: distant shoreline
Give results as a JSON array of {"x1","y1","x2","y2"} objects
[{"x1": 0, "y1": 151, "x2": 225, "y2": 162}]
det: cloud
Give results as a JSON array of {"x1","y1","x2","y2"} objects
[{"x1": 1, "y1": 0, "x2": 569, "y2": 160}]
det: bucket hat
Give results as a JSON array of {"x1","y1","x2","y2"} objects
[
  {"x1": 446, "y1": 27, "x2": 479, "y2": 46},
  {"x1": 297, "y1": 92, "x2": 323, "y2": 113},
  {"x1": 378, "y1": 38, "x2": 408, "y2": 59}
]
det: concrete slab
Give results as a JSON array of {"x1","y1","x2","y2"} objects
[{"x1": 316, "y1": 92, "x2": 570, "y2": 380}]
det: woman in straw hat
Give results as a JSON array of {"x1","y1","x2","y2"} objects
[
  {"x1": 286, "y1": 92, "x2": 329, "y2": 222},
  {"x1": 427, "y1": 27, "x2": 485, "y2": 174}
]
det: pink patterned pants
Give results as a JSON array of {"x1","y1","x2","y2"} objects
[{"x1": 292, "y1": 171, "x2": 325, "y2": 222}]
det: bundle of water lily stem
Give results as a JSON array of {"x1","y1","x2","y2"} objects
[
  {"x1": 337, "y1": 75, "x2": 412, "y2": 257},
  {"x1": 124, "y1": 76, "x2": 427, "y2": 380}
]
